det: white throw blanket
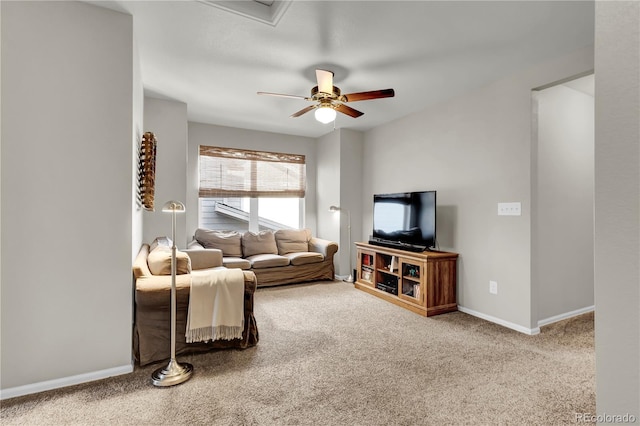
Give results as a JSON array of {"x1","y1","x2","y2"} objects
[{"x1": 186, "y1": 269, "x2": 245, "y2": 343}]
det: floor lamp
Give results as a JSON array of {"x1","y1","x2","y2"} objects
[
  {"x1": 151, "y1": 200, "x2": 193, "y2": 387},
  {"x1": 329, "y1": 205, "x2": 353, "y2": 283}
]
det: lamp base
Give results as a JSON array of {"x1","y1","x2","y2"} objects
[{"x1": 151, "y1": 358, "x2": 193, "y2": 387}]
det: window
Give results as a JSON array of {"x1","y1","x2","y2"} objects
[{"x1": 198, "y1": 146, "x2": 305, "y2": 231}]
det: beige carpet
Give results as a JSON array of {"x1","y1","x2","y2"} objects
[{"x1": 1, "y1": 281, "x2": 595, "y2": 425}]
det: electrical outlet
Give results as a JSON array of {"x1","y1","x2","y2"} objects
[
  {"x1": 489, "y1": 280, "x2": 498, "y2": 295},
  {"x1": 498, "y1": 202, "x2": 521, "y2": 216}
]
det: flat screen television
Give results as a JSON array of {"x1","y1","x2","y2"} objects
[{"x1": 369, "y1": 191, "x2": 436, "y2": 252}]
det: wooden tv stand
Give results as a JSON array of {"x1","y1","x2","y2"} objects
[{"x1": 355, "y1": 242, "x2": 458, "y2": 317}]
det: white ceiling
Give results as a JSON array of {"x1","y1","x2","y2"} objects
[{"x1": 96, "y1": 1, "x2": 595, "y2": 138}]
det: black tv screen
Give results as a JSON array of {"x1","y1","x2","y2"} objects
[{"x1": 371, "y1": 191, "x2": 436, "y2": 251}]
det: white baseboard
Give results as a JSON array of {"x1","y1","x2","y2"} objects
[
  {"x1": 458, "y1": 306, "x2": 541, "y2": 335},
  {"x1": 537, "y1": 305, "x2": 595, "y2": 327},
  {"x1": 0, "y1": 364, "x2": 133, "y2": 400}
]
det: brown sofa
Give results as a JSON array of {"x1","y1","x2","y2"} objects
[
  {"x1": 133, "y1": 242, "x2": 259, "y2": 366},
  {"x1": 188, "y1": 228, "x2": 339, "y2": 287}
]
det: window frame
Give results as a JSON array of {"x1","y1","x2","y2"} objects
[{"x1": 198, "y1": 145, "x2": 306, "y2": 231}]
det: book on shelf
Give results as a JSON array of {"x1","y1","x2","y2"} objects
[{"x1": 389, "y1": 256, "x2": 396, "y2": 272}]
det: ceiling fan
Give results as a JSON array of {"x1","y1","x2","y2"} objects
[{"x1": 258, "y1": 69, "x2": 395, "y2": 123}]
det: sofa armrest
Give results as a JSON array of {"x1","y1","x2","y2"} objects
[
  {"x1": 309, "y1": 237, "x2": 339, "y2": 258},
  {"x1": 183, "y1": 248, "x2": 223, "y2": 270},
  {"x1": 133, "y1": 244, "x2": 152, "y2": 279},
  {"x1": 187, "y1": 239, "x2": 204, "y2": 249}
]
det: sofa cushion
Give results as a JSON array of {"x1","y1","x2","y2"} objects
[
  {"x1": 246, "y1": 254, "x2": 290, "y2": 269},
  {"x1": 275, "y1": 229, "x2": 311, "y2": 255},
  {"x1": 195, "y1": 229, "x2": 243, "y2": 257},
  {"x1": 183, "y1": 248, "x2": 223, "y2": 270},
  {"x1": 283, "y1": 251, "x2": 324, "y2": 266},
  {"x1": 223, "y1": 257, "x2": 252, "y2": 270},
  {"x1": 147, "y1": 246, "x2": 191, "y2": 276},
  {"x1": 242, "y1": 231, "x2": 278, "y2": 257}
]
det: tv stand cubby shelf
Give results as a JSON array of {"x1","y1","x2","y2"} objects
[{"x1": 355, "y1": 242, "x2": 458, "y2": 317}]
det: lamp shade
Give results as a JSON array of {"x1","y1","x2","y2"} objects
[
  {"x1": 162, "y1": 200, "x2": 186, "y2": 213},
  {"x1": 315, "y1": 107, "x2": 336, "y2": 124}
]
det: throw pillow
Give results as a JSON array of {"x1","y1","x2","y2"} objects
[
  {"x1": 275, "y1": 229, "x2": 311, "y2": 255},
  {"x1": 242, "y1": 230, "x2": 278, "y2": 257},
  {"x1": 149, "y1": 236, "x2": 172, "y2": 253},
  {"x1": 147, "y1": 246, "x2": 191, "y2": 276},
  {"x1": 195, "y1": 228, "x2": 243, "y2": 257}
]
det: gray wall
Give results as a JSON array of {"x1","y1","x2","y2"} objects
[
  {"x1": 1, "y1": 1, "x2": 137, "y2": 394},
  {"x1": 338, "y1": 129, "x2": 364, "y2": 278},
  {"x1": 594, "y1": 1, "x2": 640, "y2": 418},
  {"x1": 316, "y1": 130, "x2": 341, "y2": 246},
  {"x1": 143, "y1": 97, "x2": 188, "y2": 247},
  {"x1": 362, "y1": 47, "x2": 594, "y2": 332},
  {"x1": 533, "y1": 80, "x2": 594, "y2": 323},
  {"x1": 132, "y1": 40, "x2": 144, "y2": 261},
  {"x1": 187, "y1": 122, "x2": 318, "y2": 241},
  {"x1": 315, "y1": 129, "x2": 364, "y2": 277}
]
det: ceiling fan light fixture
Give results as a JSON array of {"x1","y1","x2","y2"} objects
[
  {"x1": 259, "y1": 68, "x2": 393, "y2": 122},
  {"x1": 315, "y1": 106, "x2": 336, "y2": 124}
]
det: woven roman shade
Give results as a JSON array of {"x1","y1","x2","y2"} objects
[{"x1": 199, "y1": 146, "x2": 306, "y2": 198}]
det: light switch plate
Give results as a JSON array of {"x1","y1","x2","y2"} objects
[{"x1": 498, "y1": 202, "x2": 521, "y2": 216}]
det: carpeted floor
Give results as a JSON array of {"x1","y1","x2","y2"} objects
[{"x1": 1, "y1": 280, "x2": 595, "y2": 425}]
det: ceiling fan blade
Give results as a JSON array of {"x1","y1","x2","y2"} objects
[
  {"x1": 290, "y1": 105, "x2": 317, "y2": 118},
  {"x1": 342, "y1": 89, "x2": 395, "y2": 102},
  {"x1": 257, "y1": 91, "x2": 309, "y2": 100},
  {"x1": 335, "y1": 103, "x2": 364, "y2": 118},
  {"x1": 316, "y1": 69, "x2": 334, "y2": 95}
]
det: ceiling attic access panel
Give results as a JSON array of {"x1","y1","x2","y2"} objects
[{"x1": 199, "y1": 0, "x2": 292, "y2": 26}]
